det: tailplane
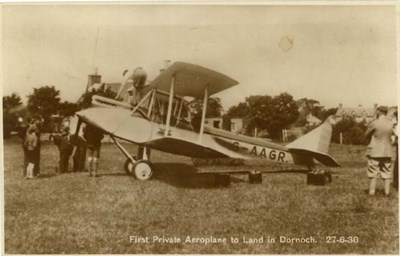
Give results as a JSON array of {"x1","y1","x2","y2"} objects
[{"x1": 287, "y1": 116, "x2": 339, "y2": 167}]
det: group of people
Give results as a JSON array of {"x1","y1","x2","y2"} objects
[
  {"x1": 53, "y1": 123, "x2": 104, "y2": 177},
  {"x1": 20, "y1": 67, "x2": 147, "y2": 179},
  {"x1": 21, "y1": 116, "x2": 104, "y2": 179},
  {"x1": 365, "y1": 106, "x2": 398, "y2": 196}
]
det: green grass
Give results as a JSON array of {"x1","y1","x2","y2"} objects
[{"x1": 4, "y1": 136, "x2": 399, "y2": 254}]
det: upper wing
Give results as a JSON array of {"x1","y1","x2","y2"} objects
[{"x1": 146, "y1": 62, "x2": 239, "y2": 98}]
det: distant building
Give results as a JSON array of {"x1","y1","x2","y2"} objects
[
  {"x1": 205, "y1": 117, "x2": 223, "y2": 129},
  {"x1": 85, "y1": 68, "x2": 101, "y2": 92},
  {"x1": 230, "y1": 118, "x2": 244, "y2": 133},
  {"x1": 306, "y1": 113, "x2": 322, "y2": 126},
  {"x1": 80, "y1": 68, "x2": 141, "y2": 104},
  {"x1": 335, "y1": 103, "x2": 377, "y2": 123}
]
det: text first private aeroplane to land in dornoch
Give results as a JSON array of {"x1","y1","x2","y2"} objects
[{"x1": 75, "y1": 62, "x2": 339, "y2": 181}]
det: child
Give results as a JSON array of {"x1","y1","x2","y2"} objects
[
  {"x1": 24, "y1": 127, "x2": 37, "y2": 179},
  {"x1": 83, "y1": 124, "x2": 104, "y2": 177}
]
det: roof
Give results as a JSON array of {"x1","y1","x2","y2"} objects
[
  {"x1": 335, "y1": 107, "x2": 375, "y2": 117},
  {"x1": 87, "y1": 83, "x2": 103, "y2": 92},
  {"x1": 147, "y1": 62, "x2": 238, "y2": 99},
  {"x1": 306, "y1": 114, "x2": 321, "y2": 124},
  {"x1": 104, "y1": 83, "x2": 122, "y2": 94}
]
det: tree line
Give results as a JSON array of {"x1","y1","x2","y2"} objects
[
  {"x1": 2, "y1": 84, "x2": 116, "y2": 138},
  {"x1": 3, "y1": 85, "x2": 368, "y2": 145}
]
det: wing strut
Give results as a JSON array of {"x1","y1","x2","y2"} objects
[
  {"x1": 147, "y1": 89, "x2": 156, "y2": 118},
  {"x1": 164, "y1": 75, "x2": 175, "y2": 136},
  {"x1": 198, "y1": 85, "x2": 208, "y2": 144},
  {"x1": 129, "y1": 89, "x2": 153, "y2": 116}
]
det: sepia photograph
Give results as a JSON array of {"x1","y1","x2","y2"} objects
[{"x1": 1, "y1": 2, "x2": 398, "y2": 254}]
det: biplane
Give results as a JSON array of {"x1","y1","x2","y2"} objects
[{"x1": 75, "y1": 62, "x2": 339, "y2": 180}]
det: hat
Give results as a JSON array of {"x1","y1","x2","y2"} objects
[{"x1": 377, "y1": 106, "x2": 388, "y2": 114}]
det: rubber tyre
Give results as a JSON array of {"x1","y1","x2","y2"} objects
[{"x1": 133, "y1": 160, "x2": 153, "y2": 181}]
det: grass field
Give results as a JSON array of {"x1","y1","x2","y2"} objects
[{"x1": 3, "y1": 136, "x2": 399, "y2": 254}]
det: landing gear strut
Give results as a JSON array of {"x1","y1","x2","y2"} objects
[
  {"x1": 124, "y1": 156, "x2": 136, "y2": 175},
  {"x1": 111, "y1": 136, "x2": 153, "y2": 181}
]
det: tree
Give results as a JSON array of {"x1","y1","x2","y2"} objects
[
  {"x1": 332, "y1": 117, "x2": 369, "y2": 145},
  {"x1": 318, "y1": 107, "x2": 338, "y2": 121},
  {"x1": 190, "y1": 97, "x2": 223, "y2": 131},
  {"x1": 27, "y1": 86, "x2": 61, "y2": 130},
  {"x1": 225, "y1": 102, "x2": 250, "y2": 119},
  {"x1": 3, "y1": 93, "x2": 22, "y2": 111},
  {"x1": 295, "y1": 98, "x2": 322, "y2": 126},
  {"x1": 255, "y1": 93, "x2": 299, "y2": 139},
  {"x1": 189, "y1": 97, "x2": 223, "y2": 117},
  {"x1": 223, "y1": 93, "x2": 299, "y2": 139},
  {"x1": 58, "y1": 101, "x2": 78, "y2": 117},
  {"x1": 3, "y1": 112, "x2": 18, "y2": 139},
  {"x1": 3, "y1": 93, "x2": 23, "y2": 139},
  {"x1": 206, "y1": 97, "x2": 223, "y2": 118},
  {"x1": 78, "y1": 84, "x2": 118, "y2": 109}
]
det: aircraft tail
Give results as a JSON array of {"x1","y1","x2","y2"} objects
[{"x1": 286, "y1": 116, "x2": 340, "y2": 167}]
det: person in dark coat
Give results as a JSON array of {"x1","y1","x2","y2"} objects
[
  {"x1": 365, "y1": 106, "x2": 395, "y2": 196},
  {"x1": 83, "y1": 124, "x2": 104, "y2": 177},
  {"x1": 70, "y1": 133, "x2": 87, "y2": 172},
  {"x1": 19, "y1": 117, "x2": 31, "y2": 177},
  {"x1": 58, "y1": 127, "x2": 74, "y2": 173},
  {"x1": 30, "y1": 117, "x2": 43, "y2": 177}
]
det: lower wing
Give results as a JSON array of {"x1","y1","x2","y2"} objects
[{"x1": 143, "y1": 137, "x2": 229, "y2": 158}]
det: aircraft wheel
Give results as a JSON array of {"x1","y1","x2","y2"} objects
[
  {"x1": 124, "y1": 156, "x2": 137, "y2": 175},
  {"x1": 133, "y1": 160, "x2": 153, "y2": 181}
]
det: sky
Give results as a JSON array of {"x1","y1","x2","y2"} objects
[{"x1": 2, "y1": 3, "x2": 398, "y2": 110}]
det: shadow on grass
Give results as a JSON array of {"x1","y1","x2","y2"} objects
[
  {"x1": 151, "y1": 164, "x2": 310, "y2": 188},
  {"x1": 36, "y1": 173, "x2": 58, "y2": 179},
  {"x1": 152, "y1": 163, "x2": 238, "y2": 189},
  {"x1": 99, "y1": 173, "x2": 128, "y2": 177},
  {"x1": 262, "y1": 169, "x2": 309, "y2": 174}
]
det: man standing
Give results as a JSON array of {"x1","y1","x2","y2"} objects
[
  {"x1": 366, "y1": 106, "x2": 395, "y2": 196},
  {"x1": 30, "y1": 116, "x2": 43, "y2": 177},
  {"x1": 83, "y1": 124, "x2": 104, "y2": 177},
  {"x1": 392, "y1": 110, "x2": 398, "y2": 191},
  {"x1": 19, "y1": 117, "x2": 31, "y2": 177},
  {"x1": 70, "y1": 133, "x2": 87, "y2": 173},
  {"x1": 24, "y1": 126, "x2": 38, "y2": 179},
  {"x1": 58, "y1": 127, "x2": 74, "y2": 173}
]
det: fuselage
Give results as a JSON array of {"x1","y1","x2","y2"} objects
[{"x1": 75, "y1": 104, "x2": 296, "y2": 164}]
